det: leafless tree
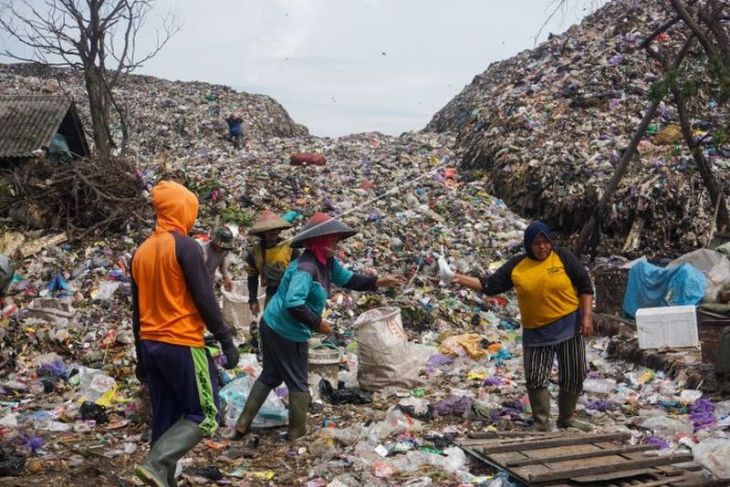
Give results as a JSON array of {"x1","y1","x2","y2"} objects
[{"x1": 0, "y1": 0, "x2": 180, "y2": 159}]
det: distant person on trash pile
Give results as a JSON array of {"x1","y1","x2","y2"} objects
[
  {"x1": 234, "y1": 213, "x2": 404, "y2": 441},
  {"x1": 131, "y1": 181, "x2": 240, "y2": 486},
  {"x1": 244, "y1": 210, "x2": 300, "y2": 358},
  {"x1": 203, "y1": 225, "x2": 235, "y2": 291},
  {"x1": 225, "y1": 113, "x2": 244, "y2": 145},
  {"x1": 0, "y1": 254, "x2": 16, "y2": 308},
  {"x1": 438, "y1": 221, "x2": 594, "y2": 432}
]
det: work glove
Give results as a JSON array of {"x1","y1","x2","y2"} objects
[
  {"x1": 435, "y1": 247, "x2": 455, "y2": 283},
  {"x1": 219, "y1": 337, "x2": 240, "y2": 370}
]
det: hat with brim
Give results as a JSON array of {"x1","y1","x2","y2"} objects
[
  {"x1": 212, "y1": 226, "x2": 236, "y2": 250},
  {"x1": 249, "y1": 210, "x2": 292, "y2": 236},
  {"x1": 290, "y1": 213, "x2": 357, "y2": 248}
]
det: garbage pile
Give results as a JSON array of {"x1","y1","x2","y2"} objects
[
  {"x1": 0, "y1": 119, "x2": 726, "y2": 484},
  {"x1": 427, "y1": 0, "x2": 730, "y2": 256},
  {"x1": 0, "y1": 63, "x2": 308, "y2": 159},
  {"x1": 0, "y1": 4, "x2": 727, "y2": 481}
]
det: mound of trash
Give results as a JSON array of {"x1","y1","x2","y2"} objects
[
  {"x1": 427, "y1": 0, "x2": 730, "y2": 256},
  {"x1": 0, "y1": 63, "x2": 308, "y2": 159}
]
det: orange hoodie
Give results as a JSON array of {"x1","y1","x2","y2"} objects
[{"x1": 131, "y1": 181, "x2": 230, "y2": 347}]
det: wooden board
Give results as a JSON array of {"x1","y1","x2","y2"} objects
[{"x1": 459, "y1": 432, "x2": 710, "y2": 486}]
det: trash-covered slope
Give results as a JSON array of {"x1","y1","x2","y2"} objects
[
  {"x1": 427, "y1": 0, "x2": 730, "y2": 256},
  {"x1": 0, "y1": 63, "x2": 308, "y2": 159}
]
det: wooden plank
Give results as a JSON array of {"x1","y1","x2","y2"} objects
[
  {"x1": 506, "y1": 444, "x2": 657, "y2": 467},
  {"x1": 671, "y1": 478, "x2": 730, "y2": 487},
  {"x1": 467, "y1": 430, "x2": 559, "y2": 439},
  {"x1": 613, "y1": 474, "x2": 696, "y2": 487},
  {"x1": 572, "y1": 469, "x2": 657, "y2": 483},
  {"x1": 495, "y1": 444, "x2": 599, "y2": 465},
  {"x1": 471, "y1": 432, "x2": 630, "y2": 454},
  {"x1": 526, "y1": 453, "x2": 694, "y2": 484}
]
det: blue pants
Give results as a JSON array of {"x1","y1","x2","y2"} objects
[{"x1": 140, "y1": 340, "x2": 220, "y2": 444}]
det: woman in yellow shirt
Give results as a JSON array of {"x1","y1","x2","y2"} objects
[{"x1": 442, "y1": 221, "x2": 594, "y2": 431}]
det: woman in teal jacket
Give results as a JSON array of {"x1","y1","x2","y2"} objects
[{"x1": 235, "y1": 213, "x2": 402, "y2": 440}]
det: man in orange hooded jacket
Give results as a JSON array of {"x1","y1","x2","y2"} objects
[{"x1": 132, "y1": 181, "x2": 239, "y2": 487}]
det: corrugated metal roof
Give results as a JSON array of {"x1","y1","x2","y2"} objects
[{"x1": 0, "y1": 95, "x2": 75, "y2": 158}]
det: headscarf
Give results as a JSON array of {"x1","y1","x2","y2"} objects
[
  {"x1": 303, "y1": 234, "x2": 339, "y2": 265},
  {"x1": 523, "y1": 221, "x2": 554, "y2": 260}
]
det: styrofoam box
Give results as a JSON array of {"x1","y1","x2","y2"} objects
[{"x1": 636, "y1": 305, "x2": 699, "y2": 350}]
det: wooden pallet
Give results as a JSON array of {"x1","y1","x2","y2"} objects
[{"x1": 460, "y1": 432, "x2": 726, "y2": 486}]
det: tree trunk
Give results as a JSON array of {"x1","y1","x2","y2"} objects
[
  {"x1": 83, "y1": 67, "x2": 111, "y2": 160},
  {"x1": 674, "y1": 87, "x2": 729, "y2": 232},
  {"x1": 574, "y1": 35, "x2": 695, "y2": 256}
]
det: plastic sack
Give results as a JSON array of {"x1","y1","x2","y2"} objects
[
  {"x1": 668, "y1": 249, "x2": 730, "y2": 303},
  {"x1": 622, "y1": 260, "x2": 706, "y2": 318},
  {"x1": 354, "y1": 307, "x2": 425, "y2": 391},
  {"x1": 219, "y1": 374, "x2": 288, "y2": 431},
  {"x1": 692, "y1": 438, "x2": 730, "y2": 479},
  {"x1": 221, "y1": 280, "x2": 264, "y2": 336},
  {"x1": 290, "y1": 152, "x2": 326, "y2": 166},
  {"x1": 705, "y1": 257, "x2": 730, "y2": 303}
]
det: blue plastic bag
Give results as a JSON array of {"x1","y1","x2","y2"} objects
[{"x1": 622, "y1": 260, "x2": 706, "y2": 318}]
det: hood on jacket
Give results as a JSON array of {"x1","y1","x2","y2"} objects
[{"x1": 152, "y1": 180, "x2": 199, "y2": 234}]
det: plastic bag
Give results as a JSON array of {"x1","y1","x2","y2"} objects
[
  {"x1": 91, "y1": 281, "x2": 120, "y2": 301},
  {"x1": 354, "y1": 307, "x2": 425, "y2": 391},
  {"x1": 319, "y1": 379, "x2": 373, "y2": 405},
  {"x1": 219, "y1": 374, "x2": 288, "y2": 433},
  {"x1": 640, "y1": 415, "x2": 693, "y2": 437},
  {"x1": 693, "y1": 438, "x2": 730, "y2": 479},
  {"x1": 623, "y1": 261, "x2": 706, "y2": 318},
  {"x1": 73, "y1": 366, "x2": 118, "y2": 406}
]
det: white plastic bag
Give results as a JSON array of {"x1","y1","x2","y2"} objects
[
  {"x1": 354, "y1": 307, "x2": 425, "y2": 391},
  {"x1": 693, "y1": 438, "x2": 730, "y2": 479},
  {"x1": 219, "y1": 374, "x2": 288, "y2": 432}
]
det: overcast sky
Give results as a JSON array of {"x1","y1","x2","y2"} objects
[{"x1": 3, "y1": 0, "x2": 605, "y2": 137}]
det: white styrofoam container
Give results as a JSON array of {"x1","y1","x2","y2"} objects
[{"x1": 636, "y1": 305, "x2": 699, "y2": 350}]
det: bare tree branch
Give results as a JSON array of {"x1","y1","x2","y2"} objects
[{"x1": 0, "y1": 0, "x2": 178, "y2": 159}]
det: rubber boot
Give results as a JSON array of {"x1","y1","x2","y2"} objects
[
  {"x1": 287, "y1": 391, "x2": 310, "y2": 440},
  {"x1": 235, "y1": 380, "x2": 271, "y2": 435},
  {"x1": 527, "y1": 388, "x2": 552, "y2": 432},
  {"x1": 135, "y1": 419, "x2": 205, "y2": 487},
  {"x1": 167, "y1": 461, "x2": 180, "y2": 487},
  {"x1": 556, "y1": 391, "x2": 594, "y2": 432}
]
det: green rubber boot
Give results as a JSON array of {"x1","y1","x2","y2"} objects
[
  {"x1": 288, "y1": 391, "x2": 310, "y2": 440},
  {"x1": 235, "y1": 380, "x2": 271, "y2": 436},
  {"x1": 135, "y1": 419, "x2": 204, "y2": 487},
  {"x1": 527, "y1": 388, "x2": 552, "y2": 432},
  {"x1": 556, "y1": 391, "x2": 594, "y2": 432}
]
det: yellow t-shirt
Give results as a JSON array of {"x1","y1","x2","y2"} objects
[
  {"x1": 509, "y1": 251, "x2": 580, "y2": 328},
  {"x1": 245, "y1": 242, "x2": 296, "y2": 286}
]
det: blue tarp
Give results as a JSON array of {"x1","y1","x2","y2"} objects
[{"x1": 622, "y1": 260, "x2": 706, "y2": 318}]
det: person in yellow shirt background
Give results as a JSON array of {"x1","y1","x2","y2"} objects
[
  {"x1": 244, "y1": 210, "x2": 300, "y2": 358},
  {"x1": 439, "y1": 221, "x2": 594, "y2": 432}
]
